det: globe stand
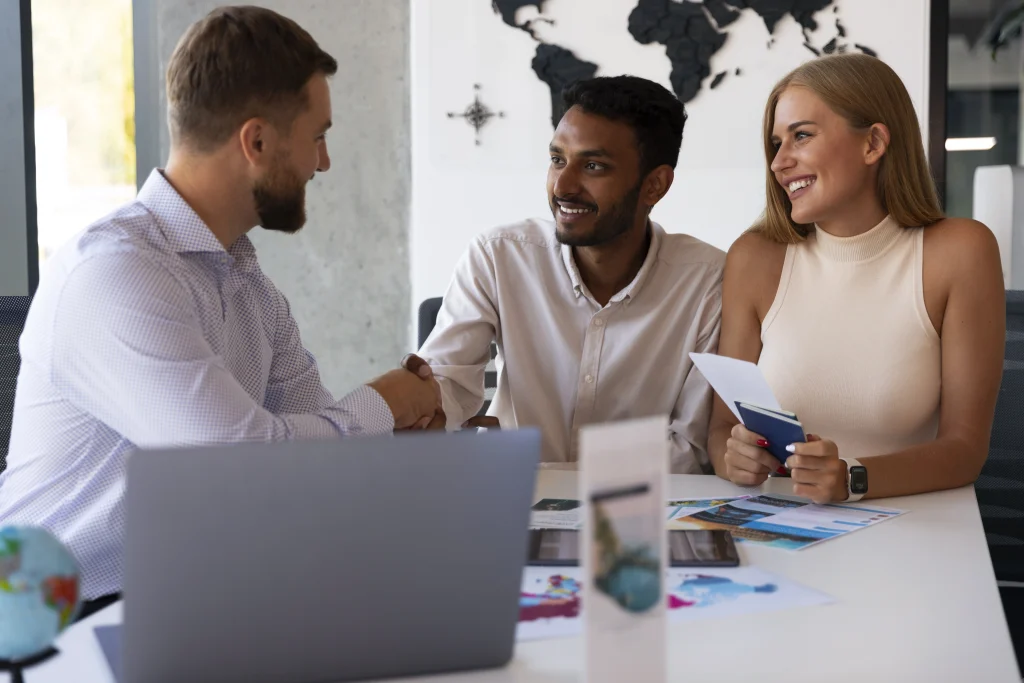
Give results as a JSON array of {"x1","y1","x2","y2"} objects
[{"x1": 0, "y1": 647, "x2": 59, "y2": 683}]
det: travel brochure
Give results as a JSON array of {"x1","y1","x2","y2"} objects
[
  {"x1": 517, "y1": 565, "x2": 834, "y2": 641},
  {"x1": 579, "y1": 416, "x2": 669, "y2": 683},
  {"x1": 670, "y1": 494, "x2": 906, "y2": 550},
  {"x1": 523, "y1": 485, "x2": 903, "y2": 643},
  {"x1": 530, "y1": 498, "x2": 583, "y2": 529},
  {"x1": 532, "y1": 495, "x2": 906, "y2": 551},
  {"x1": 665, "y1": 497, "x2": 749, "y2": 526},
  {"x1": 531, "y1": 496, "x2": 747, "y2": 530}
]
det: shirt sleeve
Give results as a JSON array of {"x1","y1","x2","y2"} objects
[
  {"x1": 417, "y1": 236, "x2": 500, "y2": 428},
  {"x1": 262, "y1": 284, "x2": 339, "y2": 412},
  {"x1": 669, "y1": 278, "x2": 723, "y2": 473},
  {"x1": 49, "y1": 252, "x2": 394, "y2": 448}
]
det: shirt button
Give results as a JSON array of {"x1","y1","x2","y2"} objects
[
  {"x1": 593, "y1": 318, "x2": 604, "y2": 327},
  {"x1": 585, "y1": 375, "x2": 594, "y2": 384}
]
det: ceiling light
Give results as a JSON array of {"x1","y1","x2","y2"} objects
[{"x1": 945, "y1": 137, "x2": 997, "y2": 151}]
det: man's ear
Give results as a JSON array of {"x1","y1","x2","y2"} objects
[
  {"x1": 865, "y1": 123, "x2": 890, "y2": 167},
  {"x1": 239, "y1": 118, "x2": 277, "y2": 167},
  {"x1": 642, "y1": 165, "x2": 675, "y2": 209}
]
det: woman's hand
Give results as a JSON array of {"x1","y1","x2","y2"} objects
[
  {"x1": 724, "y1": 423, "x2": 786, "y2": 487},
  {"x1": 786, "y1": 435, "x2": 848, "y2": 503}
]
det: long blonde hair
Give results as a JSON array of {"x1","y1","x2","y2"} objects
[{"x1": 754, "y1": 53, "x2": 943, "y2": 243}]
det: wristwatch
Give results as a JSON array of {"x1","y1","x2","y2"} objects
[{"x1": 841, "y1": 458, "x2": 868, "y2": 502}]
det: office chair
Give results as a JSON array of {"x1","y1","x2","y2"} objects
[
  {"x1": 417, "y1": 297, "x2": 496, "y2": 417},
  {"x1": 0, "y1": 296, "x2": 31, "y2": 474},
  {"x1": 977, "y1": 290, "x2": 1024, "y2": 672}
]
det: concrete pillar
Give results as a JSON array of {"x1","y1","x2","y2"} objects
[{"x1": 149, "y1": 0, "x2": 411, "y2": 394}]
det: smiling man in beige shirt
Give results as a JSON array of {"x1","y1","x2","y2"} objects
[{"x1": 418, "y1": 75, "x2": 725, "y2": 473}]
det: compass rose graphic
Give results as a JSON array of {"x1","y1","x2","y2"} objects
[{"x1": 447, "y1": 84, "x2": 505, "y2": 146}]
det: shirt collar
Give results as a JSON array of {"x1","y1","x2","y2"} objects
[
  {"x1": 136, "y1": 169, "x2": 259, "y2": 273},
  {"x1": 560, "y1": 221, "x2": 664, "y2": 304}
]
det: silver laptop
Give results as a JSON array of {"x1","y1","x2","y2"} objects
[{"x1": 122, "y1": 429, "x2": 540, "y2": 683}]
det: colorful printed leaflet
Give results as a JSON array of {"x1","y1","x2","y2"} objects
[
  {"x1": 665, "y1": 497, "x2": 749, "y2": 527},
  {"x1": 530, "y1": 497, "x2": 752, "y2": 530},
  {"x1": 516, "y1": 566, "x2": 832, "y2": 641},
  {"x1": 530, "y1": 498, "x2": 582, "y2": 529},
  {"x1": 671, "y1": 495, "x2": 906, "y2": 550}
]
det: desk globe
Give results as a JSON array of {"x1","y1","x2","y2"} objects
[{"x1": 0, "y1": 526, "x2": 80, "y2": 668}]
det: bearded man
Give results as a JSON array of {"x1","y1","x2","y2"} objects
[{"x1": 0, "y1": 6, "x2": 440, "y2": 610}]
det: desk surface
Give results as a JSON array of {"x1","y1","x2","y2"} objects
[{"x1": 19, "y1": 472, "x2": 1020, "y2": 683}]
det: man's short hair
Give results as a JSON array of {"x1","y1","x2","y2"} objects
[
  {"x1": 561, "y1": 75, "x2": 687, "y2": 175},
  {"x1": 166, "y1": 5, "x2": 338, "y2": 152}
]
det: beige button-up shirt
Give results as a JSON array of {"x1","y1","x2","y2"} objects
[{"x1": 419, "y1": 219, "x2": 725, "y2": 473}]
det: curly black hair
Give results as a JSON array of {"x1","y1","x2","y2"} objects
[{"x1": 561, "y1": 75, "x2": 687, "y2": 175}]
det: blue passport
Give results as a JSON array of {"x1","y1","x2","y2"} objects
[{"x1": 735, "y1": 402, "x2": 806, "y2": 464}]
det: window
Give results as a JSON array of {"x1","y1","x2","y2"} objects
[
  {"x1": 31, "y1": 0, "x2": 135, "y2": 264},
  {"x1": 944, "y1": 0, "x2": 1022, "y2": 218}
]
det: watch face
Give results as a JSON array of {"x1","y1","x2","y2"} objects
[{"x1": 849, "y1": 466, "x2": 868, "y2": 494}]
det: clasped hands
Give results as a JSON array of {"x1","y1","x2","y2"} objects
[
  {"x1": 724, "y1": 423, "x2": 848, "y2": 503},
  {"x1": 367, "y1": 354, "x2": 500, "y2": 432}
]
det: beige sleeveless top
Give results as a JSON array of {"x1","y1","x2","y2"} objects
[{"x1": 758, "y1": 215, "x2": 941, "y2": 459}]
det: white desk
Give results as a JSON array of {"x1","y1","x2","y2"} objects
[{"x1": 18, "y1": 472, "x2": 1021, "y2": 683}]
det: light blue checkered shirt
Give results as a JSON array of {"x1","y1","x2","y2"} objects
[{"x1": 0, "y1": 170, "x2": 394, "y2": 599}]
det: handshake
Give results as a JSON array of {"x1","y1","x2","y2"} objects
[{"x1": 367, "y1": 354, "x2": 499, "y2": 431}]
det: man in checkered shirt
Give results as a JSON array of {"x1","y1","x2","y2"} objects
[{"x1": 0, "y1": 6, "x2": 441, "y2": 616}]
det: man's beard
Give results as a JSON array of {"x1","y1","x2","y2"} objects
[
  {"x1": 253, "y1": 159, "x2": 307, "y2": 234},
  {"x1": 553, "y1": 182, "x2": 642, "y2": 248}
]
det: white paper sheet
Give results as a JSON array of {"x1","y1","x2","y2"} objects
[{"x1": 689, "y1": 352, "x2": 783, "y2": 421}]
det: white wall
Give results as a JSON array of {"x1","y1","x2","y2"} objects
[
  {"x1": 155, "y1": 0, "x2": 412, "y2": 393},
  {"x1": 410, "y1": 0, "x2": 932, "y2": 333}
]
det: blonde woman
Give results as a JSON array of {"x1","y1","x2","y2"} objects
[{"x1": 709, "y1": 54, "x2": 1005, "y2": 503}]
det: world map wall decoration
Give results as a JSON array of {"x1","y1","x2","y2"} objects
[{"x1": 490, "y1": 0, "x2": 877, "y2": 129}]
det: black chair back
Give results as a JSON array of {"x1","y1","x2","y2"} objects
[
  {"x1": 417, "y1": 297, "x2": 496, "y2": 416},
  {"x1": 980, "y1": 290, "x2": 1024, "y2": 683},
  {"x1": 0, "y1": 296, "x2": 31, "y2": 474},
  {"x1": 417, "y1": 297, "x2": 443, "y2": 350},
  {"x1": 978, "y1": 291, "x2": 1024, "y2": 584}
]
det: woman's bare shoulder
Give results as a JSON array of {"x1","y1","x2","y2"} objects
[
  {"x1": 725, "y1": 231, "x2": 788, "y2": 283},
  {"x1": 923, "y1": 218, "x2": 1001, "y2": 274},
  {"x1": 926, "y1": 216, "x2": 994, "y2": 240},
  {"x1": 723, "y1": 230, "x2": 790, "y2": 314}
]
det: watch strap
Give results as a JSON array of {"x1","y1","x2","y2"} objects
[{"x1": 841, "y1": 457, "x2": 866, "y2": 502}]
